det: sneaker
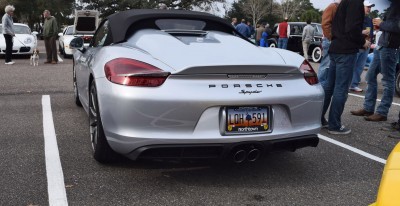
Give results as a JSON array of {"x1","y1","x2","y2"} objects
[
  {"x1": 321, "y1": 118, "x2": 328, "y2": 128},
  {"x1": 5, "y1": 61, "x2": 14, "y2": 65},
  {"x1": 349, "y1": 87, "x2": 363, "y2": 92},
  {"x1": 381, "y1": 122, "x2": 400, "y2": 131},
  {"x1": 328, "y1": 125, "x2": 351, "y2": 135}
]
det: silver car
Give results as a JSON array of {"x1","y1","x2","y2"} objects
[{"x1": 70, "y1": 9, "x2": 324, "y2": 163}]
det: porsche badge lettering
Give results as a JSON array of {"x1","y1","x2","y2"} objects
[{"x1": 209, "y1": 84, "x2": 282, "y2": 88}]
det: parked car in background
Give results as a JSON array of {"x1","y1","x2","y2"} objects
[
  {"x1": 58, "y1": 10, "x2": 99, "y2": 58},
  {"x1": 0, "y1": 23, "x2": 38, "y2": 57},
  {"x1": 69, "y1": 9, "x2": 323, "y2": 164},
  {"x1": 269, "y1": 22, "x2": 323, "y2": 63}
]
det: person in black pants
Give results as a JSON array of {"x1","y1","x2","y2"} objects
[{"x1": 1, "y1": 5, "x2": 16, "y2": 65}]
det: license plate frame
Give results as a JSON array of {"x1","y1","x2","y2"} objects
[{"x1": 223, "y1": 106, "x2": 272, "y2": 134}]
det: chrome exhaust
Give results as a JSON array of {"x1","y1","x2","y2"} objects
[
  {"x1": 247, "y1": 149, "x2": 261, "y2": 162},
  {"x1": 233, "y1": 150, "x2": 247, "y2": 163}
]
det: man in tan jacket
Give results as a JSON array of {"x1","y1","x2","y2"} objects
[{"x1": 318, "y1": 0, "x2": 341, "y2": 128}]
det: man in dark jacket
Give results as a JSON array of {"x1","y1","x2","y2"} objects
[
  {"x1": 322, "y1": 0, "x2": 369, "y2": 135},
  {"x1": 351, "y1": 0, "x2": 400, "y2": 126}
]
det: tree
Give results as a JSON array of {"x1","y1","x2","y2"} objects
[
  {"x1": 240, "y1": 0, "x2": 269, "y2": 27},
  {"x1": 300, "y1": 9, "x2": 321, "y2": 23},
  {"x1": 225, "y1": 0, "x2": 246, "y2": 24},
  {"x1": 279, "y1": 0, "x2": 318, "y2": 21},
  {"x1": 0, "y1": 0, "x2": 74, "y2": 31},
  {"x1": 79, "y1": 0, "x2": 226, "y2": 18}
]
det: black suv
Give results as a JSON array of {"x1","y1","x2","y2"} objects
[{"x1": 269, "y1": 22, "x2": 323, "y2": 63}]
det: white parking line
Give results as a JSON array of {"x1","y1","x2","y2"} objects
[
  {"x1": 42, "y1": 95, "x2": 68, "y2": 206},
  {"x1": 318, "y1": 134, "x2": 386, "y2": 164},
  {"x1": 349, "y1": 93, "x2": 400, "y2": 107},
  {"x1": 318, "y1": 92, "x2": 399, "y2": 165}
]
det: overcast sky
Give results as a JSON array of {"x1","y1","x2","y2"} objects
[
  {"x1": 310, "y1": 0, "x2": 390, "y2": 12},
  {"x1": 222, "y1": 0, "x2": 391, "y2": 13}
]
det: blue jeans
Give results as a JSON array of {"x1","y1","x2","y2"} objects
[
  {"x1": 363, "y1": 47, "x2": 399, "y2": 116},
  {"x1": 278, "y1": 38, "x2": 288, "y2": 49},
  {"x1": 322, "y1": 53, "x2": 357, "y2": 130},
  {"x1": 350, "y1": 47, "x2": 370, "y2": 88},
  {"x1": 317, "y1": 38, "x2": 331, "y2": 87}
]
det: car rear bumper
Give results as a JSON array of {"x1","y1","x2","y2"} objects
[{"x1": 125, "y1": 134, "x2": 319, "y2": 160}]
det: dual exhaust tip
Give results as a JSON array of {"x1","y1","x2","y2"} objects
[{"x1": 233, "y1": 148, "x2": 261, "y2": 163}]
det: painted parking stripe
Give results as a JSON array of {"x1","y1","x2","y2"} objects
[
  {"x1": 42, "y1": 95, "x2": 68, "y2": 206},
  {"x1": 318, "y1": 92, "x2": 400, "y2": 164},
  {"x1": 349, "y1": 93, "x2": 400, "y2": 107},
  {"x1": 318, "y1": 134, "x2": 386, "y2": 164}
]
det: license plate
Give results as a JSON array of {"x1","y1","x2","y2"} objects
[{"x1": 225, "y1": 106, "x2": 270, "y2": 133}]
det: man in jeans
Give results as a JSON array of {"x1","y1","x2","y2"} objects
[
  {"x1": 277, "y1": 17, "x2": 290, "y2": 49},
  {"x1": 349, "y1": 1, "x2": 375, "y2": 92},
  {"x1": 318, "y1": 0, "x2": 340, "y2": 128},
  {"x1": 322, "y1": 0, "x2": 369, "y2": 135},
  {"x1": 350, "y1": 0, "x2": 400, "y2": 123}
]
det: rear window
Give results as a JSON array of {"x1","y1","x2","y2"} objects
[
  {"x1": 76, "y1": 17, "x2": 96, "y2": 32},
  {"x1": 155, "y1": 19, "x2": 206, "y2": 31}
]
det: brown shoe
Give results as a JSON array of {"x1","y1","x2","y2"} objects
[
  {"x1": 350, "y1": 109, "x2": 374, "y2": 116},
  {"x1": 44, "y1": 61, "x2": 51, "y2": 64},
  {"x1": 51, "y1": 61, "x2": 57, "y2": 64},
  {"x1": 364, "y1": 114, "x2": 387, "y2": 121}
]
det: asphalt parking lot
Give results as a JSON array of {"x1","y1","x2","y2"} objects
[{"x1": 0, "y1": 40, "x2": 398, "y2": 205}]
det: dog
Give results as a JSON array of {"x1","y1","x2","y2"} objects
[{"x1": 30, "y1": 48, "x2": 39, "y2": 66}]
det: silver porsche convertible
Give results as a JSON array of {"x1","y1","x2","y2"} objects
[{"x1": 70, "y1": 9, "x2": 324, "y2": 163}]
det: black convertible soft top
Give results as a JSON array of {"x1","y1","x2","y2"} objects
[{"x1": 105, "y1": 9, "x2": 235, "y2": 44}]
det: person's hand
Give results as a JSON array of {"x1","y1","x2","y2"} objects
[
  {"x1": 373, "y1": 18, "x2": 382, "y2": 27},
  {"x1": 362, "y1": 29, "x2": 369, "y2": 35},
  {"x1": 363, "y1": 40, "x2": 371, "y2": 49}
]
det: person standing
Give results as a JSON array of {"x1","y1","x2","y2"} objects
[
  {"x1": 302, "y1": 19, "x2": 315, "y2": 60},
  {"x1": 277, "y1": 17, "x2": 290, "y2": 49},
  {"x1": 318, "y1": 0, "x2": 341, "y2": 89},
  {"x1": 351, "y1": 0, "x2": 400, "y2": 123},
  {"x1": 231, "y1": 18, "x2": 237, "y2": 27},
  {"x1": 235, "y1": 19, "x2": 250, "y2": 38},
  {"x1": 2, "y1": 5, "x2": 15, "y2": 65},
  {"x1": 322, "y1": 0, "x2": 369, "y2": 134},
  {"x1": 349, "y1": 1, "x2": 375, "y2": 92},
  {"x1": 43, "y1": 10, "x2": 59, "y2": 64},
  {"x1": 255, "y1": 23, "x2": 264, "y2": 46},
  {"x1": 260, "y1": 28, "x2": 269, "y2": 47}
]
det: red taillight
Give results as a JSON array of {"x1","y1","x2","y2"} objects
[
  {"x1": 104, "y1": 58, "x2": 170, "y2": 87},
  {"x1": 299, "y1": 60, "x2": 319, "y2": 85}
]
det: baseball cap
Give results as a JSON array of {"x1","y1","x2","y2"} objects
[{"x1": 364, "y1": 0, "x2": 375, "y2": 7}]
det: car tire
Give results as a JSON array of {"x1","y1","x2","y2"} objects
[
  {"x1": 311, "y1": 46, "x2": 322, "y2": 63},
  {"x1": 89, "y1": 81, "x2": 119, "y2": 163},
  {"x1": 269, "y1": 42, "x2": 277, "y2": 48},
  {"x1": 73, "y1": 64, "x2": 82, "y2": 107},
  {"x1": 396, "y1": 66, "x2": 400, "y2": 97}
]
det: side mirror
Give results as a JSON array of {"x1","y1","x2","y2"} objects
[
  {"x1": 58, "y1": 33, "x2": 63, "y2": 37},
  {"x1": 70, "y1": 37, "x2": 84, "y2": 49}
]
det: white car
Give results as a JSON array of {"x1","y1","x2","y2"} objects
[
  {"x1": 58, "y1": 25, "x2": 95, "y2": 58},
  {"x1": 58, "y1": 10, "x2": 99, "y2": 58},
  {"x1": 59, "y1": 25, "x2": 77, "y2": 57},
  {"x1": 0, "y1": 23, "x2": 38, "y2": 56}
]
